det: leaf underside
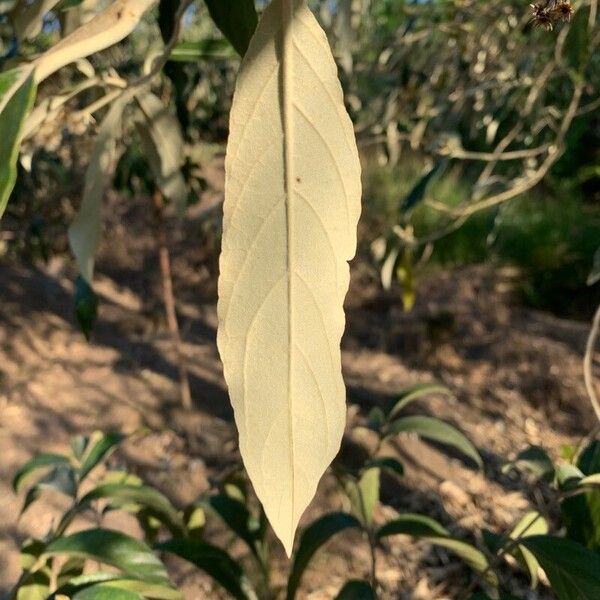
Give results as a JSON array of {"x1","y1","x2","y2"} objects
[{"x1": 217, "y1": 0, "x2": 361, "y2": 555}]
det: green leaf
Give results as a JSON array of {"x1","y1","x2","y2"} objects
[
  {"x1": 74, "y1": 276, "x2": 99, "y2": 340},
  {"x1": 578, "y1": 441, "x2": 600, "y2": 475},
  {"x1": 386, "y1": 382, "x2": 454, "y2": 419},
  {"x1": 13, "y1": 452, "x2": 71, "y2": 493},
  {"x1": 78, "y1": 484, "x2": 184, "y2": 535},
  {"x1": 377, "y1": 513, "x2": 450, "y2": 538},
  {"x1": 0, "y1": 65, "x2": 37, "y2": 219},
  {"x1": 346, "y1": 468, "x2": 380, "y2": 526},
  {"x1": 365, "y1": 407, "x2": 386, "y2": 432},
  {"x1": 509, "y1": 511, "x2": 548, "y2": 588},
  {"x1": 97, "y1": 580, "x2": 182, "y2": 599},
  {"x1": 204, "y1": 0, "x2": 258, "y2": 56},
  {"x1": 385, "y1": 415, "x2": 482, "y2": 469},
  {"x1": 286, "y1": 513, "x2": 362, "y2": 600},
  {"x1": 520, "y1": 535, "x2": 600, "y2": 599},
  {"x1": 335, "y1": 580, "x2": 376, "y2": 599},
  {"x1": 79, "y1": 431, "x2": 125, "y2": 481},
  {"x1": 20, "y1": 465, "x2": 77, "y2": 515},
  {"x1": 71, "y1": 435, "x2": 89, "y2": 461},
  {"x1": 561, "y1": 441, "x2": 600, "y2": 550},
  {"x1": 158, "y1": 539, "x2": 255, "y2": 600},
  {"x1": 399, "y1": 160, "x2": 446, "y2": 215},
  {"x1": 502, "y1": 446, "x2": 555, "y2": 481},
  {"x1": 378, "y1": 514, "x2": 494, "y2": 583},
  {"x1": 20, "y1": 539, "x2": 47, "y2": 570},
  {"x1": 481, "y1": 528, "x2": 506, "y2": 555},
  {"x1": 57, "y1": 575, "x2": 182, "y2": 600},
  {"x1": 73, "y1": 586, "x2": 143, "y2": 600},
  {"x1": 15, "y1": 569, "x2": 50, "y2": 600},
  {"x1": 556, "y1": 464, "x2": 585, "y2": 490},
  {"x1": 202, "y1": 494, "x2": 259, "y2": 557},
  {"x1": 365, "y1": 456, "x2": 404, "y2": 477},
  {"x1": 45, "y1": 529, "x2": 169, "y2": 584}
]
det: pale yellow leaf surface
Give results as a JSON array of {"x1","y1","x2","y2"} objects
[
  {"x1": 217, "y1": 0, "x2": 361, "y2": 555},
  {"x1": 69, "y1": 96, "x2": 128, "y2": 283}
]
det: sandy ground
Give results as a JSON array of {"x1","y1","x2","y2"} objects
[{"x1": 0, "y1": 196, "x2": 597, "y2": 598}]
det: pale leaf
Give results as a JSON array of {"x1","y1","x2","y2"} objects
[
  {"x1": 69, "y1": 96, "x2": 128, "y2": 283},
  {"x1": 217, "y1": 0, "x2": 361, "y2": 555},
  {"x1": 134, "y1": 92, "x2": 187, "y2": 213},
  {"x1": 33, "y1": 0, "x2": 156, "y2": 83}
]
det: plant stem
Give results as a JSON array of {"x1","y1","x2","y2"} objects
[
  {"x1": 368, "y1": 529, "x2": 378, "y2": 591},
  {"x1": 152, "y1": 190, "x2": 192, "y2": 410}
]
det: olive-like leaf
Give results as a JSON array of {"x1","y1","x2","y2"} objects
[
  {"x1": 520, "y1": 535, "x2": 600, "y2": 600},
  {"x1": 286, "y1": 513, "x2": 362, "y2": 600},
  {"x1": 204, "y1": 0, "x2": 258, "y2": 56},
  {"x1": 385, "y1": 415, "x2": 482, "y2": 469},
  {"x1": 0, "y1": 65, "x2": 36, "y2": 218},
  {"x1": 45, "y1": 529, "x2": 169, "y2": 584},
  {"x1": 386, "y1": 382, "x2": 454, "y2": 419},
  {"x1": 335, "y1": 580, "x2": 376, "y2": 599},
  {"x1": 78, "y1": 431, "x2": 125, "y2": 481},
  {"x1": 158, "y1": 539, "x2": 256, "y2": 600}
]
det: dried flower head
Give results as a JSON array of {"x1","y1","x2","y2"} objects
[
  {"x1": 530, "y1": 3, "x2": 554, "y2": 29},
  {"x1": 552, "y1": 0, "x2": 575, "y2": 22}
]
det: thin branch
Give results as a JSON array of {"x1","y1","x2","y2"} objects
[{"x1": 448, "y1": 144, "x2": 550, "y2": 162}]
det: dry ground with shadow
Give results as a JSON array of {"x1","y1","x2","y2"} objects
[{"x1": 0, "y1": 188, "x2": 597, "y2": 599}]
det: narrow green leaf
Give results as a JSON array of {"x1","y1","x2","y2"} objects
[
  {"x1": 15, "y1": 569, "x2": 50, "y2": 600},
  {"x1": 79, "y1": 484, "x2": 184, "y2": 535},
  {"x1": 0, "y1": 65, "x2": 37, "y2": 218},
  {"x1": 399, "y1": 160, "x2": 446, "y2": 215},
  {"x1": 378, "y1": 514, "x2": 494, "y2": 583},
  {"x1": 73, "y1": 586, "x2": 143, "y2": 600},
  {"x1": 286, "y1": 513, "x2": 362, "y2": 600},
  {"x1": 203, "y1": 0, "x2": 258, "y2": 56},
  {"x1": 78, "y1": 432, "x2": 125, "y2": 481},
  {"x1": 509, "y1": 512, "x2": 548, "y2": 588},
  {"x1": 385, "y1": 415, "x2": 482, "y2": 469},
  {"x1": 20, "y1": 465, "x2": 77, "y2": 515},
  {"x1": 13, "y1": 452, "x2": 71, "y2": 493},
  {"x1": 45, "y1": 529, "x2": 169, "y2": 584},
  {"x1": 335, "y1": 580, "x2": 376, "y2": 600},
  {"x1": 346, "y1": 468, "x2": 380, "y2": 526},
  {"x1": 556, "y1": 464, "x2": 585, "y2": 491},
  {"x1": 365, "y1": 456, "x2": 404, "y2": 477},
  {"x1": 157, "y1": 539, "x2": 255, "y2": 600},
  {"x1": 202, "y1": 494, "x2": 259, "y2": 557},
  {"x1": 386, "y1": 382, "x2": 454, "y2": 419},
  {"x1": 377, "y1": 513, "x2": 450, "y2": 538},
  {"x1": 74, "y1": 276, "x2": 99, "y2": 340},
  {"x1": 520, "y1": 535, "x2": 600, "y2": 600}
]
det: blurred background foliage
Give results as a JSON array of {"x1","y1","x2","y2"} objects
[{"x1": 0, "y1": 0, "x2": 598, "y2": 318}]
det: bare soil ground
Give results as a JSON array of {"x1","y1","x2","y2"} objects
[{"x1": 0, "y1": 190, "x2": 597, "y2": 599}]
